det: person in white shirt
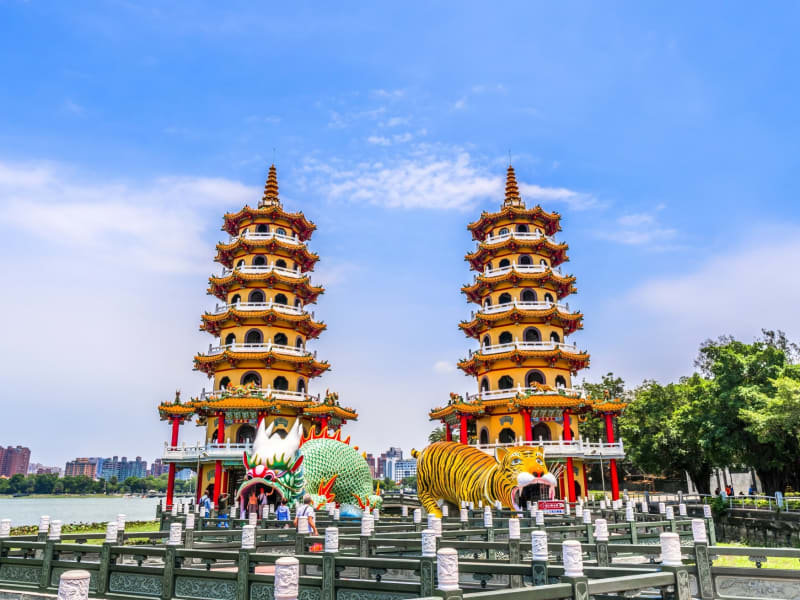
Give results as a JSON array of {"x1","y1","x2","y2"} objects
[{"x1": 294, "y1": 494, "x2": 318, "y2": 535}]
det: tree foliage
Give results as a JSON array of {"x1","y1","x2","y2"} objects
[{"x1": 0, "y1": 473, "x2": 195, "y2": 495}]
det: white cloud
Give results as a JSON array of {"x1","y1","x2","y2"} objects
[
  {"x1": 0, "y1": 160, "x2": 256, "y2": 274},
  {"x1": 453, "y1": 97, "x2": 467, "y2": 110},
  {"x1": 385, "y1": 116, "x2": 410, "y2": 127},
  {"x1": 392, "y1": 132, "x2": 413, "y2": 144},
  {"x1": 433, "y1": 360, "x2": 457, "y2": 374},
  {"x1": 371, "y1": 89, "x2": 405, "y2": 99},
  {"x1": 63, "y1": 99, "x2": 85, "y2": 115},
  {"x1": 367, "y1": 135, "x2": 391, "y2": 146},
  {"x1": 596, "y1": 210, "x2": 676, "y2": 246},
  {"x1": 302, "y1": 147, "x2": 597, "y2": 212}
]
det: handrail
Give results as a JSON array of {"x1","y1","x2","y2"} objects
[
  {"x1": 481, "y1": 263, "x2": 564, "y2": 278},
  {"x1": 483, "y1": 230, "x2": 556, "y2": 245},
  {"x1": 219, "y1": 265, "x2": 305, "y2": 278},
  {"x1": 234, "y1": 230, "x2": 302, "y2": 245},
  {"x1": 203, "y1": 342, "x2": 314, "y2": 357},
  {"x1": 465, "y1": 386, "x2": 585, "y2": 402},
  {"x1": 475, "y1": 340, "x2": 581, "y2": 355},
  {"x1": 210, "y1": 301, "x2": 306, "y2": 316},
  {"x1": 478, "y1": 300, "x2": 572, "y2": 315},
  {"x1": 200, "y1": 388, "x2": 320, "y2": 401}
]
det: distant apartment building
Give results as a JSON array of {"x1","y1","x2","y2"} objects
[
  {"x1": 150, "y1": 458, "x2": 169, "y2": 477},
  {"x1": 0, "y1": 446, "x2": 31, "y2": 477},
  {"x1": 365, "y1": 453, "x2": 377, "y2": 478},
  {"x1": 393, "y1": 459, "x2": 417, "y2": 483},
  {"x1": 28, "y1": 463, "x2": 62, "y2": 476},
  {"x1": 377, "y1": 447, "x2": 403, "y2": 479},
  {"x1": 176, "y1": 468, "x2": 194, "y2": 481},
  {"x1": 99, "y1": 456, "x2": 148, "y2": 481},
  {"x1": 64, "y1": 457, "x2": 99, "y2": 478}
]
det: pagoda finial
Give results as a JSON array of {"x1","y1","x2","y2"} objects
[
  {"x1": 503, "y1": 165, "x2": 524, "y2": 208},
  {"x1": 260, "y1": 164, "x2": 281, "y2": 207}
]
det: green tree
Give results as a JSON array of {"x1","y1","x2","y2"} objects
[
  {"x1": 401, "y1": 475, "x2": 417, "y2": 491},
  {"x1": 580, "y1": 372, "x2": 627, "y2": 442},
  {"x1": 428, "y1": 427, "x2": 446, "y2": 443}
]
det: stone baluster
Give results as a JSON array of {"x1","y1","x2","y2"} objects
[
  {"x1": 691, "y1": 519, "x2": 714, "y2": 599},
  {"x1": 594, "y1": 519, "x2": 609, "y2": 567},
  {"x1": 0, "y1": 519, "x2": 10, "y2": 538},
  {"x1": 659, "y1": 532, "x2": 691, "y2": 600},
  {"x1": 531, "y1": 530, "x2": 549, "y2": 586},
  {"x1": 508, "y1": 518, "x2": 522, "y2": 588},
  {"x1": 436, "y1": 547, "x2": 460, "y2": 598},
  {"x1": 57, "y1": 570, "x2": 90, "y2": 600},
  {"x1": 116, "y1": 514, "x2": 126, "y2": 545},
  {"x1": 275, "y1": 556, "x2": 300, "y2": 600},
  {"x1": 560, "y1": 540, "x2": 588, "y2": 598}
]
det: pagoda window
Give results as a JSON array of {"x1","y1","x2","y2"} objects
[
  {"x1": 499, "y1": 258, "x2": 511, "y2": 268},
  {"x1": 295, "y1": 336, "x2": 303, "y2": 348},
  {"x1": 256, "y1": 224, "x2": 269, "y2": 233},
  {"x1": 480, "y1": 377, "x2": 489, "y2": 392},
  {"x1": 297, "y1": 378, "x2": 306, "y2": 393},
  {"x1": 274, "y1": 332, "x2": 288, "y2": 346},
  {"x1": 555, "y1": 375, "x2": 567, "y2": 388},
  {"x1": 253, "y1": 255, "x2": 267, "y2": 266},
  {"x1": 224, "y1": 333, "x2": 236, "y2": 346},
  {"x1": 499, "y1": 227, "x2": 509, "y2": 235},
  {"x1": 479, "y1": 427, "x2": 489, "y2": 445},
  {"x1": 535, "y1": 228, "x2": 543, "y2": 235},
  {"x1": 273, "y1": 376, "x2": 289, "y2": 391},
  {"x1": 218, "y1": 376, "x2": 231, "y2": 389},
  {"x1": 499, "y1": 428, "x2": 516, "y2": 444},
  {"x1": 276, "y1": 227, "x2": 287, "y2": 236},
  {"x1": 241, "y1": 372, "x2": 261, "y2": 386},
  {"x1": 521, "y1": 289, "x2": 536, "y2": 302},
  {"x1": 526, "y1": 370, "x2": 546, "y2": 386},
  {"x1": 245, "y1": 329, "x2": 263, "y2": 344},
  {"x1": 231, "y1": 294, "x2": 241, "y2": 304},
  {"x1": 544, "y1": 293, "x2": 554, "y2": 303},
  {"x1": 532, "y1": 423, "x2": 551, "y2": 441},
  {"x1": 249, "y1": 290, "x2": 265, "y2": 303},
  {"x1": 294, "y1": 299, "x2": 302, "y2": 308},
  {"x1": 236, "y1": 259, "x2": 245, "y2": 268},
  {"x1": 519, "y1": 255, "x2": 532, "y2": 266},
  {"x1": 482, "y1": 335, "x2": 491, "y2": 348},
  {"x1": 483, "y1": 297, "x2": 492, "y2": 308},
  {"x1": 516, "y1": 224, "x2": 529, "y2": 233},
  {"x1": 237, "y1": 425, "x2": 256, "y2": 444},
  {"x1": 539, "y1": 259, "x2": 548, "y2": 267},
  {"x1": 524, "y1": 327, "x2": 541, "y2": 342},
  {"x1": 498, "y1": 331, "x2": 513, "y2": 344},
  {"x1": 274, "y1": 293, "x2": 288, "y2": 305},
  {"x1": 275, "y1": 259, "x2": 288, "y2": 269},
  {"x1": 498, "y1": 375, "x2": 514, "y2": 390},
  {"x1": 498, "y1": 292, "x2": 512, "y2": 304},
  {"x1": 550, "y1": 332, "x2": 560, "y2": 343}
]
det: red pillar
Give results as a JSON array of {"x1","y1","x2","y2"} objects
[
  {"x1": 320, "y1": 416, "x2": 329, "y2": 434},
  {"x1": 562, "y1": 410, "x2": 577, "y2": 503},
  {"x1": 522, "y1": 409, "x2": 532, "y2": 442},
  {"x1": 605, "y1": 413, "x2": 620, "y2": 501},
  {"x1": 445, "y1": 422, "x2": 452, "y2": 442},
  {"x1": 166, "y1": 417, "x2": 180, "y2": 509},
  {"x1": 459, "y1": 415, "x2": 468, "y2": 444},
  {"x1": 196, "y1": 464, "x2": 204, "y2": 502},
  {"x1": 214, "y1": 412, "x2": 225, "y2": 506},
  {"x1": 257, "y1": 412, "x2": 265, "y2": 427}
]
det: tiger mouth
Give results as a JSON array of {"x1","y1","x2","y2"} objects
[{"x1": 511, "y1": 476, "x2": 557, "y2": 510}]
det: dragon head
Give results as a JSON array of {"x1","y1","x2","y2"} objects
[
  {"x1": 235, "y1": 419, "x2": 305, "y2": 503},
  {"x1": 495, "y1": 446, "x2": 557, "y2": 510}
]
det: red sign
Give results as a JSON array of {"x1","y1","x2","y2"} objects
[{"x1": 538, "y1": 500, "x2": 566, "y2": 514}]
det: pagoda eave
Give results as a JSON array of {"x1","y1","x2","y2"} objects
[
  {"x1": 464, "y1": 241, "x2": 569, "y2": 270},
  {"x1": 200, "y1": 311, "x2": 326, "y2": 339},
  {"x1": 222, "y1": 206, "x2": 316, "y2": 240},
  {"x1": 462, "y1": 276, "x2": 577, "y2": 304},
  {"x1": 459, "y1": 309, "x2": 583, "y2": 338},
  {"x1": 457, "y1": 350, "x2": 590, "y2": 375},
  {"x1": 207, "y1": 277, "x2": 324, "y2": 304},
  {"x1": 214, "y1": 241, "x2": 320, "y2": 271},
  {"x1": 467, "y1": 205, "x2": 562, "y2": 240},
  {"x1": 193, "y1": 352, "x2": 330, "y2": 377}
]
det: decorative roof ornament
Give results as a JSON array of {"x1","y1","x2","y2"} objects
[
  {"x1": 260, "y1": 164, "x2": 281, "y2": 207},
  {"x1": 503, "y1": 165, "x2": 525, "y2": 208}
]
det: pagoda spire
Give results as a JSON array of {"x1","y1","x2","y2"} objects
[
  {"x1": 503, "y1": 165, "x2": 524, "y2": 208},
  {"x1": 260, "y1": 164, "x2": 281, "y2": 207}
]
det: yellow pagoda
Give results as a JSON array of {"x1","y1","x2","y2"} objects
[
  {"x1": 429, "y1": 166, "x2": 626, "y2": 502},
  {"x1": 157, "y1": 165, "x2": 357, "y2": 509}
]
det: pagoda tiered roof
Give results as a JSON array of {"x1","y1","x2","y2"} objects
[
  {"x1": 158, "y1": 391, "x2": 195, "y2": 422},
  {"x1": 461, "y1": 269, "x2": 576, "y2": 303},
  {"x1": 222, "y1": 205, "x2": 316, "y2": 240},
  {"x1": 429, "y1": 388, "x2": 626, "y2": 420},
  {"x1": 200, "y1": 307, "x2": 326, "y2": 339},
  {"x1": 214, "y1": 238, "x2": 319, "y2": 271},
  {"x1": 459, "y1": 304, "x2": 583, "y2": 338},
  {"x1": 464, "y1": 236, "x2": 569, "y2": 270},
  {"x1": 193, "y1": 349, "x2": 330, "y2": 378},
  {"x1": 457, "y1": 345, "x2": 590, "y2": 375},
  {"x1": 207, "y1": 271, "x2": 324, "y2": 303}
]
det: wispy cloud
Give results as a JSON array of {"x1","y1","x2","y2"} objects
[
  {"x1": 367, "y1": 135, "x2": 392, "y2": 146},
  {"x1": 62, "y1": 99, "x2": 85, "y2": 115},
  {"x1": 453, "y1": 97, "x2": 467, "y2": 110},
  {"x1": 433, "y1": 360, "x2": 457, "y2": 374},
  {"x1": 370, "y1": 89, "x2": 405, "y2": 99},
  {"x1": 596, "y1": 208, "x2": 676, "y2": 246}
]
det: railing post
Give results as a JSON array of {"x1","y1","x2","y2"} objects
[
  {"x1": 420, "y1": 529, "x2": 437, "y2": 597},
  {"x1": 162, "y1": 536, "x2": 180, "y2": 600},
  {"x1": 435, "y1": 547, "x2": 461, "y2": 600},
  {"x1": 691, "y1": 519, "x2": 714, "y2": 599},
  {"x1": 583, "y1": 509, "x2": 594, "y2": 544},
  {"x1": 659, "y1": 532, "x2": 691, "y2": 600},
  {"x1": 594, "y1": 519, "x2": 609, "y2": 567},
  {"x1": 321, "y1": 527, "x2": 338, "y2": 600},
  {"x1": 116, "y1": 514, "x2": 126, "y2": 545},
  {"x1": 559, "y1": 540, "x2": 589, "y2": 600},
  {"x1": 275, "y1": 557, "x2": 299, "y2": 600},
  {"x1": 626, "y1": 505, "x2": 638, "y2": 544},
  {"x1": 39, "y1": 531, "x2": 57, "y2": 591},
  {"x1": 97, "y1": 523, "x2": 117, "y2": 595},
  {"x1": 531, "y1": 530, "x2": 549, "y2": 586},
  {"x1": 236, "y1": 546, "x2": 252, "y2": 600},
  {"x1": 703, "y1": 504, "x2": 717, "y2": 546},
  {"x1": 57, "y1": 570, "x2": 91, "y2": 600},
  {"x1": 37, "y1": 515, "x2": 49, "y2": 543},
  {"x1": 508, "y1": 517, "x2": 521, "y2": 587}
]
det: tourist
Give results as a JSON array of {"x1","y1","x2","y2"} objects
[
  {"x1": 714, "y1": 487, "x2": 720, "y2": 496},
  {"x1": 748, "y1": 485, "x2": 757, "y2": 496},
  {"x1": 247, "y1": 489, "x2": 259, "y2": 518},
  {"x1": 295, "y1": 494, "x2": 318, "y2": 535},
  {"x1": 276, "y1": 498, "x2": 290, "y2": 527},
  {"x1": 200, "y1": 488, "x2": 212, "y2": 516}
]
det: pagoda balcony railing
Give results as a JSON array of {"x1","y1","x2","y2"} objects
[
  {"x1": 231, "y1": 230, "x2": 302, "y2": 245},
  {"x1": 481, "y1": 263, "x2": 564, "y2": 278},
  {"x1": 199, "y1": 388, "x2": 320, "y2": 402},
  {"x1": 472, "y1": 340, "x2": 580, "y2": 356},
  {"x1": 473, "y1": 438, "x2": 625, "y2": 460},
  {"x1": 482, "y1": 230, "x2": 556, "y2": 245},
  {"x1": 477, "y1": 300, "x2": 571, "y2": 316},
  {"x1": 465, "y1": 385, "x2": 586, "y2": 402},
  {"x1": 209, "y1": 301, "x2": 310, "y2": 317},
  {"x1": 219, "y1": 264, "x2": 304, "y2": 278},
  {"x1": 163, "y1": 441, "x2": 253, "y2": 462},
  {"x1": 203, "y1": 342, "x2": 315, "y2": 358}
]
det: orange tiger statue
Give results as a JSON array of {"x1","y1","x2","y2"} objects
[{"x1": 412, "y1": 442, "x2": 557, "y2": 517}]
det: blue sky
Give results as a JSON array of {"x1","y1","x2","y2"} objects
[{"x1": 3, "y1": 2, "x2": 800, "y2": 467}]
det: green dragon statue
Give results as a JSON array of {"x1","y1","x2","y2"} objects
[{"x1": 235, "y1": 419, "x2": 381, "y2": 517}]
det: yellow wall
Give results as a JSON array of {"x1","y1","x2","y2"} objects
[
  {"x1": 225, "y1": 288, "x2": 304, "y2": 307},
  {"x1": 474, "y1": 413, "x2": 580, "y2": 445},
  {"x1": 218, "y1": 324, "x2": 307, "y2": 347},
  {"x1": 213, "y1": 365, "x2": 308, "y2": 392}
]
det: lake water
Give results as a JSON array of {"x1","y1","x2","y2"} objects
[{"x1": 0, "y1": 496, "x2": 192, "y2": 526}]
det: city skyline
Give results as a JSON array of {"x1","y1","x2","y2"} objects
[{"x1": 3, "y1": 3, "x2": 800, "y2": 465}]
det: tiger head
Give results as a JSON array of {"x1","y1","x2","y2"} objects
[{"x1": 495, "y1": 446, "x2": 557, "y2": 510}]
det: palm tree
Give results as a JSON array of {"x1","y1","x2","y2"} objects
[{"x1": 428, "y1": 427, "x2": 446, "y2": 443}]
